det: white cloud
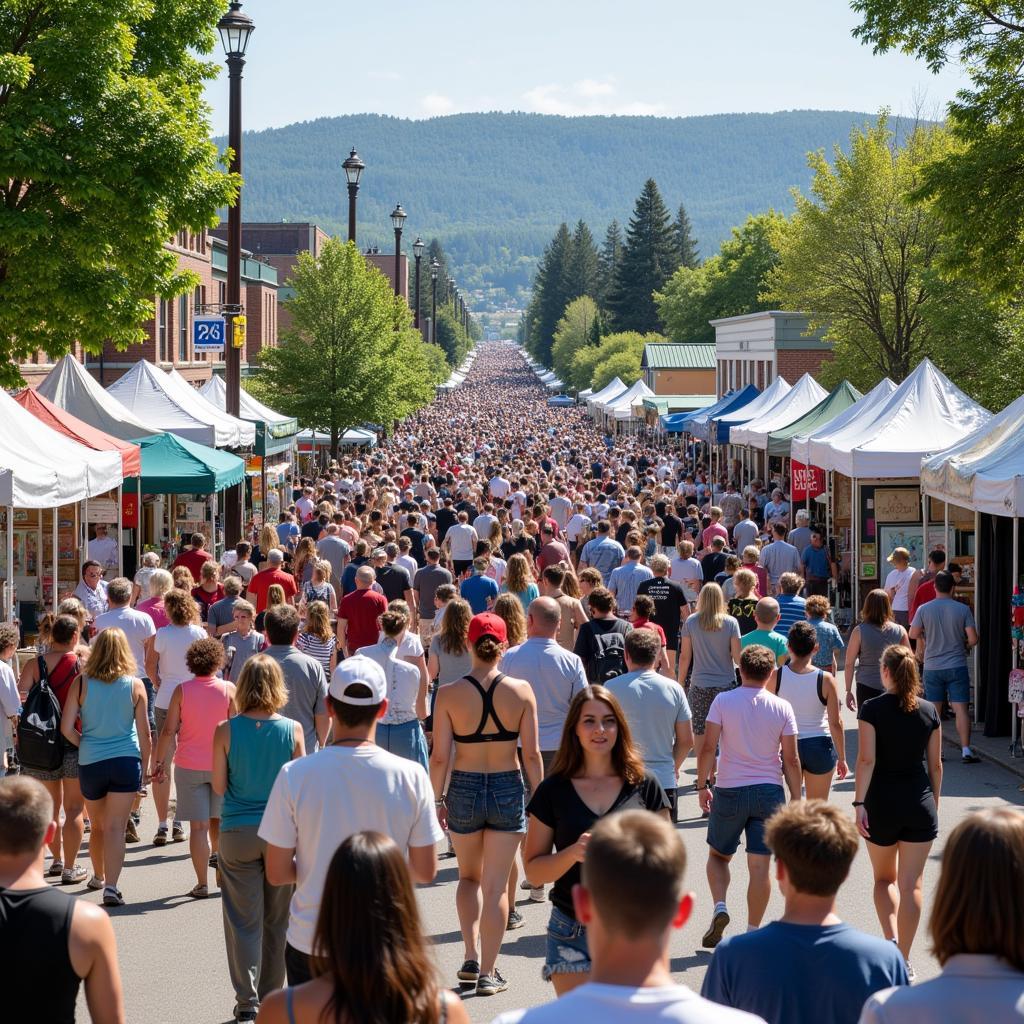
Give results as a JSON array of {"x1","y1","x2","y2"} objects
[
  {"x1": 420, "y1": 93, "x2": 455, "y2": 115},
  {"x1": 521, "y1": 80, "x2": 666, "y2": 116}
]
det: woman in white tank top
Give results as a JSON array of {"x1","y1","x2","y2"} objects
[{"x1": 768, "y1": 621, "x2": 848, "y2": 799}]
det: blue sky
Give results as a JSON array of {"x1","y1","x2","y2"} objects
[{"x1": 206, "y1": 1, "x2": 968, "y2": 133}]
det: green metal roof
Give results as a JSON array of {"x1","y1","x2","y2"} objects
[
  {"x1": 641, "y1": 343, "x2": 716, "y2": 370},
  {"x1": 765, "y1": 379, "x2": 862, "y2": 457},
  {"x1": 642, "y1": 394, "x2": 718, "y2": 413}
]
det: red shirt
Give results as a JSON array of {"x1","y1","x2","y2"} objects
[
  {"x1": 191, "y1": 583, "x2": 225, "y2": 622},
  {"x1": 631, "y1": 618, "x2": 667, "y2": 648},
  {"x1": 339, "y1": 588, "x2": 388, "y2": 653},
  {"x1": 701, "y1": 523, "x2": 729, "y2": 550},
  {"x1": 246, "y1": 568, "x2": 298, "y2": 613},
  {"x1": 910, "y1": 577, "x2": 937, "y2": 620},
  {"x1": 173, "y1": 548, "x2": 213, "y2": 581},
  {"x1": 537, "y1": 539, "x2": 570, "y2": 573}
]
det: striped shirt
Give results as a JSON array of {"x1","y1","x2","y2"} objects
[{"x1": 296, "y1": 632, "x2": 336, "y2": 677}]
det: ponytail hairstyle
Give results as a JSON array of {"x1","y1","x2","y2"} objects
[
  {"x1": 881, "y1": 643, "x2": 920, "y2": 712},
  {"x1": 380, "y1": 603, "x2": 410, "y2": 639}
]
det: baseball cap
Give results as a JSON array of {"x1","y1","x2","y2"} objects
[
  {"x1": 468, "y1": 612, "x2": 507, "y2": 646},
  {"x1": 329, "y1": 654, "x2": 387, "y2": 704}
]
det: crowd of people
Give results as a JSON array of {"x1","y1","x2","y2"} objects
[{"x1": 1, "y1": 340, "x2": 1022, "y2": 1024}]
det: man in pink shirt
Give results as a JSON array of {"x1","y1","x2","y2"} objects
[
  {"x1": 701, "y1": 507, "x2": 730, "y2": 552},
  {"x1": 696, "y1": 643, "x2": 802, "y2": 950}
]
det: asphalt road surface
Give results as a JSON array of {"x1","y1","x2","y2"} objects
[{"x1": 70, "y1": 703, "x2": 1024, "y2": 1024}]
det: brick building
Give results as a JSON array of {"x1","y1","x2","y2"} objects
[
  {"x1": 710, "y1": 311, "x2": 832, "y2": 398},
  {"x1": 17, "y1": 230, "x2": 278, "y2": 387},
  {"x1": 640, "y1": 342, "x2": 716, "y2": 395}
]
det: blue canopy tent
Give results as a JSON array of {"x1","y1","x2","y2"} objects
[
  {"x1": 685, "y1": 385, "x2": 760, "y2": 442},
  {"x1": 660, "y1": 412, "x2": 691, "y2": 433},
  {"x1": 710, "y1": 377, "x2": 791, "y2": 445}
]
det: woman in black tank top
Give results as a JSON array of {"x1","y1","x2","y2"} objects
[{"x1": 428, "y1": 612, "x2": 542, "y2": 998}]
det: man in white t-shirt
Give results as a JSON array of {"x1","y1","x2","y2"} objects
[
  {"x1": 444, "y1": 512, "x2": 479, "y2": 575},
  {"x1": 489, "y1": 473, "x2": 511, "y2": 500},
  {"x1": 260, "y1": 654, "x2": 443, "y2": 985},
  {"x1": 696, "y1": 644, "x2": 801, "y2": 951},
  {"x1": 491, "y1": 811, "x2": 764, "y2": 1024}
]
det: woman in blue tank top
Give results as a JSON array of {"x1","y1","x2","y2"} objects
[{"x1": 212, "y1": 654, "x2": 304, "y2": 1022}]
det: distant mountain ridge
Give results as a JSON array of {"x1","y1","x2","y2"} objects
[{"x1": 227, "y1": 109, "x2": 886, "y2": 300}]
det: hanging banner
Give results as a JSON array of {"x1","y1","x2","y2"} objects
[
  {"x1": 792, "y1": 460, "x2": 826, "y2": 501},
  {"x1": 121, "y1": 492, "x2": 138, "y2": 529}
]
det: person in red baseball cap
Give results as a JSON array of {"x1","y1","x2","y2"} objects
[{"x1": 429, "y1": 611, "x2": 543, "y2": 998}]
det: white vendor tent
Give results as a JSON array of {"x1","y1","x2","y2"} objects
[
  {"x1": 729, "y1": 373, "x2": 829, "y2": 449},
  {"x1": 37, "y1": 355, "x2": 160, "y2": 442},
  {"x1": 604, "y1": 380, "x2": 655, "y2": 421},
  {"x1": 198, "y1": 374, "x2": 296, "y2": 434},
  {"x1": 811, "y1": 358, "x2": 990, "y2": 478},
  {"x1": 545, "y1": 377, "x2": 565, "y2": 390},
  {"x1": 0, "y1": 387, "x2": 124, "y2": 507},
  {"x1": 586, "y1": 377, "x2": 626, "y2": 415},
  {"x1": 711, "y1": 376, "x2": 792, "y2": 444},
  {"x1": 165, "y1": 370, "x2": 256, "y2": 447},
  {"x1": 921, "y1": 392, "x2": 1024, "y2": 517},
  {"x1": 792, "y1": 378, "x2": 897, "y2": 467},
  {"x1": 107, "y1": 361, "x2": 254, "y2": 448}
]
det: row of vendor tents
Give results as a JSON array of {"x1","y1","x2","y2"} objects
[
  {"x1": 1, "y1": 356, "x2": 375, "y2": 512},
  {"x1": 527, "y1": 345, "x2": 1024, "y2": 518}
]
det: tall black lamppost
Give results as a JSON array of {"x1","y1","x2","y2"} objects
[
  {"x1": 390, "y1": 204, "x2": 406, "y2": 297},
  {"x1": 430, "y1": 258, "x2": 439, "y2": 344},
  {"x1": 342, "y1": 147, "x2": 364, "y2": 243},
  {"x1": 218, "y1": 0, "x2": 254, "y2": 546},
  {"x1": 413, "y1": 237, "x2": 424, "y2": 331}
]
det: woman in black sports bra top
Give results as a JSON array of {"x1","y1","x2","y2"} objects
[{"x1": 428, "y1": 612, "x2": 542, "y2": 997}]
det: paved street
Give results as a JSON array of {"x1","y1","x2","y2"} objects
[{"x1": 73, "y1": 701, "x2": 1024, "y2": 1024}]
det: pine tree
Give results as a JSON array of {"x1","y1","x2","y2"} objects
[
  {"x1": 597, "y1": 220, "x2": 624, "y2": 306},
  {"x1": 606, "y1": 179, "x2": 680, "y2": 333},
  {"x1": 589, "y1": 309, "x2": 603, "y2": 347},
  {"x1": 528, "y1": 223, "x2": 573, "y2": 366},
  {"x1": 563, "y1": 220, "x2": 600, "y2": 301},
  {"x1": 675, "y1": 203, "x2": 700, "y2": 269}
]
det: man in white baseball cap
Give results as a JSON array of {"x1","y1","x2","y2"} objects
[{"x1": 259, "y1": 653, "x2": 444, "y2": 984}]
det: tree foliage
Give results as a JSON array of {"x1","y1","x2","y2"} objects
[
  {"x1": 852, "y1": 2, "x2": 1024, "y2": 295},
  {"x1": 655, "y1": 212, "x2": 783, "y2": 343},
  {"x1": 606, "y1": 179, "x2": 680, "y2": 333},
  {"x1": 675, "y1": 204, "x2": 700, "y2": 269},
  {"x1": 252, "y1": 240, "x2": 443, "y2": 459},
  {"x1": 564, "y1": 221, "x2": 601, "y2": 302},
  {"x1": 551, "y1": 296, "x2": 599, "y2": 386},
  {"x1": 0, "y1": 0, "x2": 238, "y2": 387},
  {"x1": 597, "y1": 220, "x2": 624, "y2": 306},
  {"x1": 589, "y1": 332, "x2": 665, "y2": 392}
]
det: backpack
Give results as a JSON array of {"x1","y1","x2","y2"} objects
[
  {"x1": 17, "y1": 656, "x2": 74, "y2": 772},
  {"x1": 590, "y1": 626, "x2": 628, "y2": 683}
]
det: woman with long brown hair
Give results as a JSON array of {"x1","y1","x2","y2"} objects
[
  {"x1": 492, "y1": 592, "x2": 527, "y2": 648},
  {"x1": 523, "y1": 685, "x2": 669, "y2": 995},
  {"x1": 844, "y1": 588, "x2": 909, "y2": 711},
  {"x1": 426, "y1": 598, "x2": 473, "y2": 688},
  {"x1": 855, "y1": 644, "x2": 942, "y2": 979},
  {"x1": 292, "y1": 537, "x2": 318, "y2": 587},
  {"x1": 256, "y1": 831, "x2": 469, "y2": 1024},
  {"x1": 501, "y1": 552, "x2": 539, "y2": 614}
]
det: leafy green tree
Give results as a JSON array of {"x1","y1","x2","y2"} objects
[
  {"x1": 526, "y1": 223, "x2": 573, "y2": 365},
  {"x1": 852, "y1": 2, "x2": 1024, "y2": 296},
  {"x1": 551, "y1": 296, "x2": 599, "y2": 384},
  {"x1": 655, "y1": 211, "x2": 783, "y2": 343},
  {"x1": 597, "y1": 220, "x2": 624, "y2": 305},
  {"x1": 0, "y1": 0, "x2": 238, "y2": 387},
  {"x1": 589, "y1": 332, "x2": 664, "y2": 391},
  {"x1": 675, "y1": 204, "x2": 700, "y2": 269},
  {"x1": 252, "y1": 240, "x2": 438, "y2": 460},
  {"x1": 606, "y1": 180, "x2": 680, "y2": 333}
]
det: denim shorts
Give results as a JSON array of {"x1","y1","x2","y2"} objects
[
  {"x1": 924, "y1": 666, "x2": 970, "y2": 705},
  {"x1": 707, "y1": 783, "x2": 785, "y2": 857},
  {"x1": 798, "y1": 735, "x2": 838, "y2": 776},
  {"x1": 446, "y1": 769, "x2": 525, "y2": 834},
  {"x1": 78, "y1": 756, "x2": 142, "y2": 801},
  {"x1": 543, "y1": 905, "x2": 590, "y2": 981}
]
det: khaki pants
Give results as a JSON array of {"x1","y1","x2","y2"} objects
[{"x1": 219, "y1": 826, "x2": 292, "y2": 1015}]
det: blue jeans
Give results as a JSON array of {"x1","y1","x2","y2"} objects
[
  {"x1": 543, "y1": 905, "x2": 590, "y2": 981},
  {"x1": 707, "y1": 783, "x2": 785, "y2": 857},
  {"x1": 375, "y1": 719, "x2": 428, "y2": 770},
  {"x1": 446, "y1": 769, "x2": 525, "y2": 834},
  {"x1": 923, "y1": 666, "x2": 970, "y2": 704}
]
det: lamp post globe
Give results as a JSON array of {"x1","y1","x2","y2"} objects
[
  {"x1": 342, "y1": 147, "x2": 365, "y2": 243},
  {"x1": 413, "y1": 237, "x2": 425, "y2": 332},
  {"x1": 390, "y1": 204, "x2": 406, "y2": 297},
  {"x1": 217, "y1": 0, "x2": 254, "y2": 546}
]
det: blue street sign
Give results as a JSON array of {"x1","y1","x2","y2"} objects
[{"x1": 193, "y1": 315, "x2": 226, "y2": 353}]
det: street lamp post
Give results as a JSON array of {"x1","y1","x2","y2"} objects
[
  {"x1": 390, "y1": 204, "x2": 406, "y2": 297},
  {"x1": 413, "y1": 237, "x2": 424, "y2": 332},
  {"x1": 342, "y1": 147, "x2": 364, "y2": 243},
  {"x1": 217, "y1": 0, "x2": 254, "y2": 546},
  {"x1": 430, "y1": 258, "x2": 439, "y2": 344}
]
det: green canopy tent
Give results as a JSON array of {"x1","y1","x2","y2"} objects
[
  {"x1": 765, "y1": 380, "x2": 863, "y2": 457},
  {"x1": 123, "y1": 433, "x2": 245, "y2": 494}
]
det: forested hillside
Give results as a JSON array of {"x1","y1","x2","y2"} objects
[{"x1": 230, "y1": 109, "x2": 882, "y2": 303}]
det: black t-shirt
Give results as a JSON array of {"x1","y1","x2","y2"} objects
[
  {"x1": 701, "y1": 551, "x2": 727, "y2": 583},
  {"x1": 682, "y1": 515, "x2": 701, "y2": 539},
  {"x1": 615, "y1": 523, "x2": 631, "y2": 547},
  {"x1": 401, "y1": 528, "x2": 427, "y2": 567},
  {"x1": 858, "y1": 692, "x2": 939, "y2": 779},
  {"x1": 573, "y1": 617, "x2": 631, "y2": 681},
  {"x1": 727, "y1": 596, "x2": 758, "y2": 635},
  {"x1": 527, "y1": 773, "x2": 669, "y2": 916},
  {"x1": 636, "y1": 577, "x2": 688, "y2": 640},
  {"x1": 375, "y1": 564, "x2": 411, "y2": 602},
  {"x1": 660, "y1": 513, "x2": 683, "y2": 549},
  {"x1": 435, "y1": 507, "x2": 457, "y2": 543},
  {"x1": 300, "y1": 519, "x2": 323, "y2": 541}
]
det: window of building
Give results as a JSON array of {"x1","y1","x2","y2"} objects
[
  {"x1": 178, "y1": 293, "x2": 189, "y2": 362},
  {"x1": 157, "y1": 298, "x2": 168, "y2": 362},
  {"x1": 218, "y1": 280, "x2": 226, "y2": 305}
]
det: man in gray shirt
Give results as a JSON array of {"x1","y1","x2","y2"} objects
[
  {"x1": 608, "y1": 546, "x2": 654, "y2": 619},
  {"x1": 207, "y1": 576, "x2": 243, "y2": 638},
  {"x1": 412, "y1": 548, "x2": 452, "y2": 647},
  {"x1": 316, "y1": 525, "x2": 351, "y2": 600},
  {"x1": 578, "y1": 520, "x2": 626, "y2": 585},
  {"x1": 263, "y1": 605, "x2": 329, "y2": 753},
  {"x1": 607, "y1": 629, "x2": 693, "y2": 821},
  {"x1": 787, "y1": 509, "x2": 813, "y2": 556},
  {"x1": 910, "y1": 570, "x2": 979, "y2": 764},
  {"x1": 759, "y1": 522, "x2": 803, "y2": 592}
]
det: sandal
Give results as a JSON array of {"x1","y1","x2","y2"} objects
[{"x1": 188, "y1": 884, "x2": 209, "y2": 899}]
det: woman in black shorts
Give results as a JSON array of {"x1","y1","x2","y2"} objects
[
  {"x1": 855, "y1": 644, "x2": 942, "y2": 978},
  {"x1": 429, "y1": 612, "x2": 542, "y2": 998}
]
